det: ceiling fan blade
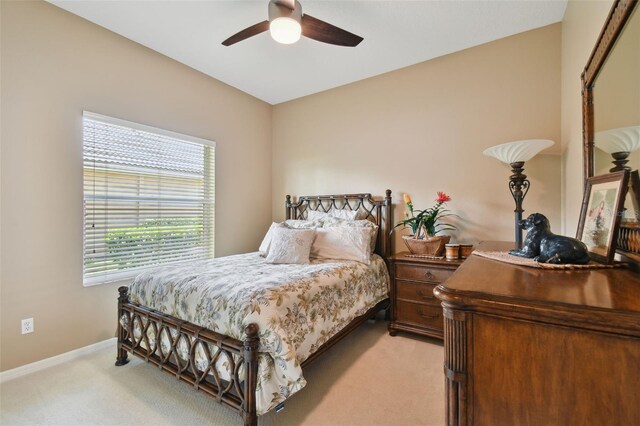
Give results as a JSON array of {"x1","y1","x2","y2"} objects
[
  {"x1": 301, "y1": 14, "x2": 363, "y2": 47},
  {"x1": 222, "y1": 21, "x2": 270, "y2": 46}
]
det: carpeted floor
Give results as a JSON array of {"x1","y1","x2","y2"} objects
[{"x1": 0, "y1": 320, "x2": 445, "y2": 426}]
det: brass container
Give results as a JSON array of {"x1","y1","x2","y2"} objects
[
  {"x1": 459, "y1": 244, "x2": 474, "y2": 258},
  {"x1": 445, "y1": 244, "x2": 460, "y2": 260}
]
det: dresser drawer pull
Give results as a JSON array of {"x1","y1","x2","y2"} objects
[
  {"x1": 418, "y1": 309, "x2": 440, "y2": 319},
  {"x1": 416, "y1": 289, "x2": 433, "y2": 299},
  {"x1": 424, "y1": 271, "x2": 436, "y2": 281}
]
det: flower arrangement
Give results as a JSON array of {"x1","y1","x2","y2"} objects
[{"x1": 394, "y1": 192, "x2": 456, "y2": 239}]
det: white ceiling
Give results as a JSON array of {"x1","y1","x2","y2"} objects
[{"x1": 49, "y1": 0, "x2": 568, "y2": 105}]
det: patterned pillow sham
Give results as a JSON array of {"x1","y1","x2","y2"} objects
[
  {"x1": 307, "y1": 209, "x2": 358, "y2": 221},
  {"x1": 284, "y1": 219, "x2": 320, "y2": 229},
  {"x1": 311, "y1": 226, "x2": 372, "y2": 264},
  {"x1": 321, "y1": 217, "x2": 379, "y2": 254},
  {"x1": 259, "y1": 220, "x2": 320, "y2": 257},
  {"x1": 265, "y1": 227, "x2": 315, "y2": 264}
]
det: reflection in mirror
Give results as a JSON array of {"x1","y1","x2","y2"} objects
[
  {"x1": 593, "y1": 5, "x2": 639, "y2": 221},
  {"x1": 595, "y1": 126, "x2": 640, "y2": 173}
]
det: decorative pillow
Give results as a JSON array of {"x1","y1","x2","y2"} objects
[
  {"x1": 265, "y1": 227, "x2": 315, "y2": 264},
  {"x1": 259, "y1": 222, "x2": 286, "y2": 256},
  {"x1": 284, "y1": 219, "x2": 321, "y2": 229},
  {"x1": 322, "y1": 218, "x2": 379, "y2": 253},
  {"x1": 259, "y1": 220, "x2": 319, "y2": 257},
  {"x1": 311, "y1": 226, "x2": 372, "y2": 264},
  {"x1": 307, "y1": 209, "x2": 358, "y2": 221}
]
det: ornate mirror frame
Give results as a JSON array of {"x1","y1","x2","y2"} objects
[
  {"x1": 582, "y1": 0, "x2": 639, "y2": 266},
  {"x1": 582, "y1": 0, "x2": 637, "y2": 180}
]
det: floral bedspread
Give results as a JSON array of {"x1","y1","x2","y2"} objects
[{"x1": 128, "y1": 252, "x2": 389, "y2": 415}]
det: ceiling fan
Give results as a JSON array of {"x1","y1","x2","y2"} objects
[{"x1": 222, "y1": 0, "x2": 363, "y2": 47}]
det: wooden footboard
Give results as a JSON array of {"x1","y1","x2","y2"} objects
[
  {"x1": 116, "y1": 286, "x2": 389, "y2": 425},
  {"x1": 116, "y1": 286, "x2": 259, "y2": 426}
]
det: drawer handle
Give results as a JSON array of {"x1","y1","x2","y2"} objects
[
  {"x1": 416, "y1": 289, "x2": 433, "y2": 299},
  {"x1": 424, "y1": 271, "x2": 436, "y2": 281},
  {"x1": 418, "y1": 309, "x2": 439, "y2": 319}
]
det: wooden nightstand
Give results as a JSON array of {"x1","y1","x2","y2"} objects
[{"x1": 388, "y1": 252, "x2": 463, "y2": 339}]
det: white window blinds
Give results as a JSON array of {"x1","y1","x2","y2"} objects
[{"x1": 83, "y1": 112, "x2": 215, "y2": 286}]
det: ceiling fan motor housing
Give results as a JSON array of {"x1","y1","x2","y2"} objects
[{"x1": 269, "y1": 0, "x2": 302, "y2": 24}]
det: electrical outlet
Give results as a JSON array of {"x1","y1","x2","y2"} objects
[{"x1": 21, "y1": 318, "x2": 34, "y2": 335}]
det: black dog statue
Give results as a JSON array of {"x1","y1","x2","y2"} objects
[{"x1": 509, "y1": 213, "x2": 591, "y2": 264}]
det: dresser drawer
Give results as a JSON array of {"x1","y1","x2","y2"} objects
[
  {"x1": 397, "y1": 281, "x2": 439, "y2": 305},
  {"x1": 396, "y1": 301, "x2": 443, "y2": 330},
  {"x1": 396, "y1": 264, "x2": 453, "y2": 283}
]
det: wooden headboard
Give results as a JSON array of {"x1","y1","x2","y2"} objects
[{"x1": 285, "y1": 190, "x2": 393, "y2": 258}]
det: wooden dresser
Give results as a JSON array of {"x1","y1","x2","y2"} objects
[
  {"x1": 434, "y1": 242, "x2": 640, "y2": 425},
  {"x1": 388, "y1": 252, "x2": 463, "y2": 339}
]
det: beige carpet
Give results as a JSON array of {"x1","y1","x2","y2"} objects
[{"x1": 0, "y1": 320, "x2": 445, "y2": 426}]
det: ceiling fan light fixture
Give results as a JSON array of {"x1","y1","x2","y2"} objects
[
  {"x1": 223, "y1": 0, "x2": 363, "y2": 47},
  {"x1": 270, "y1": 17, "x2": 301, "y2": 44}
]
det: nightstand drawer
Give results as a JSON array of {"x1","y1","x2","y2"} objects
[
  {"x1": 389, "y1": 253, "x2": 462, "y2": 339},
  {"x1": 397, "y1": 281, "x2": 438, "y2": 304},
  {"x1": 396, "y1": 301, "x2": 443, "y2": 330},
  {"x1": 396, "y1": 264, "x2": 453, "y2": 283}
]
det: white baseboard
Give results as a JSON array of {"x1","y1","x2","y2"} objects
[{"x1": 0, "y1": 337, "x2": 116, "y2": 383}]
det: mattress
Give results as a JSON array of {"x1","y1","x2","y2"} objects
[{"x1": 127, "y1": 252, "x2": 389, "y2": 414}]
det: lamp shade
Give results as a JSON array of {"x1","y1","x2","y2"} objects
[
  {"x1": 594, "y1": 126, "x2": 640, "y2": 154},
  {"x1": 483, "y1": 139, "x2": 554, "y2": 164}
]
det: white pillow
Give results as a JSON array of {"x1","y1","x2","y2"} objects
[
  {"x1": 307, "y1": 209, "x2": 358, "y2": 221},
  {"x1": 284, "y1": 219, "x2": 320, "y2": 229},
  {"x1": 311, "y1": 226, "x2": 372, "y2": 264},
  {"x1": 259, "y1": 220, "x2": 320, "y2": 257},
  {"x1": 322, "y1": 218, "x2": 379, "y2": 254},
  {"x1": 259, "y1": 222, "x2": 285, "y2": 256},
  {"x1": 266, "y1": 228, "x2": 315, "y2": 264}
]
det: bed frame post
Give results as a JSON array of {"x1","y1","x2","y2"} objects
[
  {"x1": 242, "y1": 324, "x2": 259, "y2": 426},
  {"x1": 115, "y1": 286, "x2": 130, "y2": 366},
  {"x1": 285, "y1": 194, "x2": 292, "y2": 220},
  {"x1": 384, "y1": 189, "x2": 393, "y2": 258}
]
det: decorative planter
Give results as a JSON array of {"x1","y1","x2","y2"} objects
[{"x1": 402, "y1": 235, "x2": 451, "y2": 256}]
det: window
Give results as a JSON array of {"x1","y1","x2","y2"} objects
[{"x1": 83, "y1": 112, "x2": 215, "y2": 286}]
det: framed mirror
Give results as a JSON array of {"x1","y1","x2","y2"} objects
[{"x1": 582, "y1": 0, "x2": 640, "y2": 265}]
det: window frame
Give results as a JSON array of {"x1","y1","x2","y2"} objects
[{"x1": 82, "y1": 111, "x2": 216, "y2": 287}]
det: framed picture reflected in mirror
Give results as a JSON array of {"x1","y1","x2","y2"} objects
[{"x1": 576, "y1": 170, "x2": 630, "y2": 263}]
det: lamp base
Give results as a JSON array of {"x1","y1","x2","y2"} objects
[
  {"x1": 609, "y1": 151, "x2": 630, "y2": 172},
  {"x1": 509, "y1": 162, "x2": 529, "y2": 248}
]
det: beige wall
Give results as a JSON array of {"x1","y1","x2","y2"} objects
[
  {"x1": 560, "y1": 0, "x2": 612, "y2": 235},
  {"x1": 273, "y1": 24, "x2": 562, "y2": 248},
  {"x1": 0, "y1": 1, "x2": 272, "y2": 371}
]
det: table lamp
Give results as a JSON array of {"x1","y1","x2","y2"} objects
[
  {"x1": 483, "y1": 139, "x2": 555, "y2": 247},
  {"x1": 594, "y1": 125, "x2": 640, "y2": 172}
]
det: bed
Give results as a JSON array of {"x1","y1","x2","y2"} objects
[{"x1": 115, "y1": 191, "x2": 393, "y2": 425}]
